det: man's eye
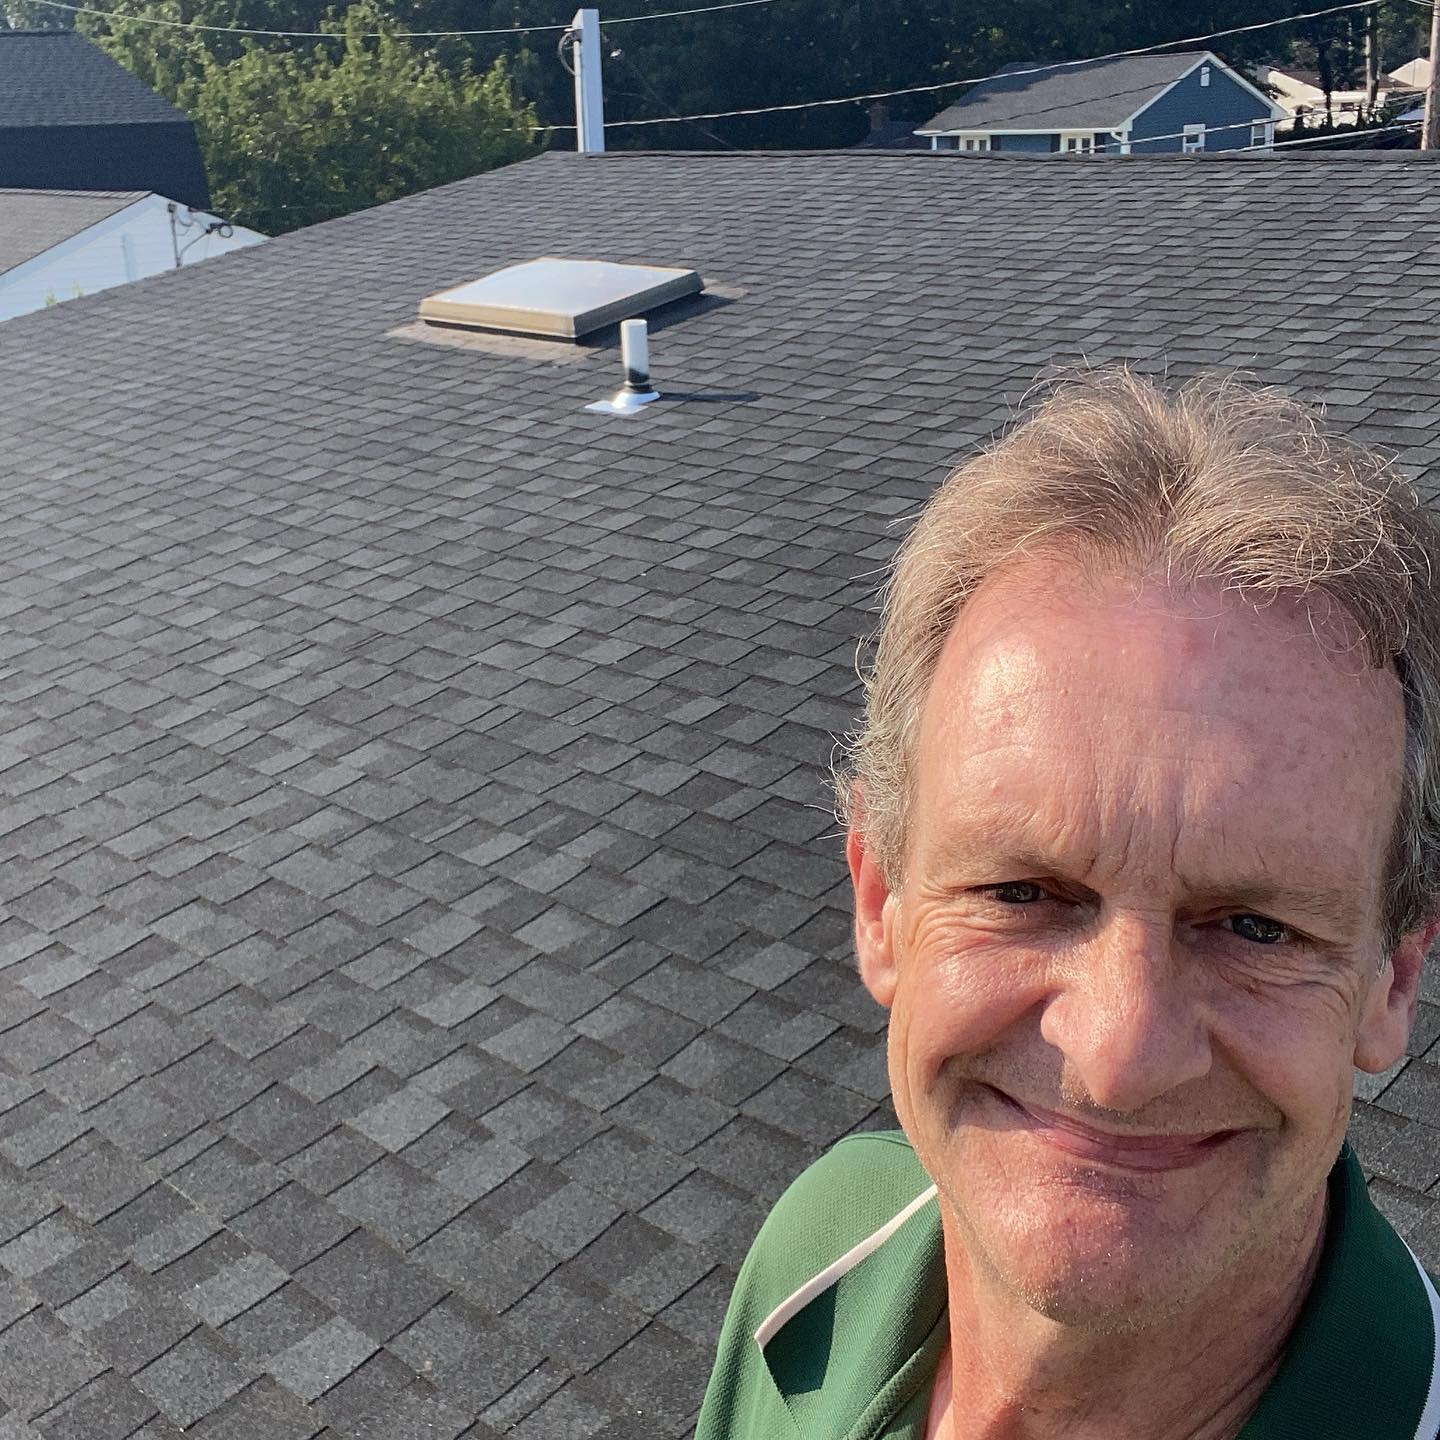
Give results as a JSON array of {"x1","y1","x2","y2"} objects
[
  {"x1": 987, "y1": 881, "x2": 1047, "y2": 905},
  {"x1": 1226, "y1": 914, "x2": 1292, "y2": 945}
]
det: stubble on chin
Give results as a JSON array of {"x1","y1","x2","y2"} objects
[{"x1": 923, "y1": 1117, "x2": 1314, "y2": 1337}]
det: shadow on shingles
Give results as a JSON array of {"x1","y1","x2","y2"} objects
[
  {"x1": 578, "y1": 286, "x2": 742, "y2": 347},
  {"x1": 655, "y1": 390, "x2": 762, "y2": 404}
]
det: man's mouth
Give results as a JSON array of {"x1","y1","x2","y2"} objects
[{"x1": 983, "y1": 1085, "x2": 1240, "y2": 1172}]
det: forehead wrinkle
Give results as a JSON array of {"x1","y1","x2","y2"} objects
[
  {"x1": 908, "y1": 559, "x2": 1408, "y2": 943},
  {"x1": 931, "y1": 563, "x2": 1404, "y2": 742},
  {"x1": 919, "y1": 791, "x2": 1375, "y2": 919},
  {"x1": 951, "y1": 658, "x2": 1372, "y2": 773}
]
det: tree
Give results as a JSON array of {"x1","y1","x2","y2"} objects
[
  {"x1": 168, "y1": 0, "x2": 542, "y2": 233},
  {"x1": 14, "y1": 0, "x2": 1426, "y2": 181}
]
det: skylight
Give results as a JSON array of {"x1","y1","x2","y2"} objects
[{"x1": 418, "y1": 257, "x2": 703, "y2": 341}]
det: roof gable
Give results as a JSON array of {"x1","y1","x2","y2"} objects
[
  {"x1": 920, "y1": 50, "x2": 1218, "y2": 132},
  {"x1": 0, "y1": 30, "x2": 189, "y2": 128}
]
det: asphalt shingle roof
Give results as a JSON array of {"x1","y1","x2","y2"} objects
[
  {"x1": 0, "y1": 33, "x2": 211, "y2": 209},
  {"x1": 0, "y1": 31, "x2": 189, "y2": 129},
  {"x1": 0, "y1": 148, "x2": 1437, "y2": 1436},
  {"x1": 919, "y1": 50, "x2": 1209, "y2": 133},
  {"x1": 0, "y1": 188, "x2": 145, "y2": 277}
]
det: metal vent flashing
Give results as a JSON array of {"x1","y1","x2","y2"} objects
[{"x1": 418, "y1": 257, "x2": 702, "y2": 341}]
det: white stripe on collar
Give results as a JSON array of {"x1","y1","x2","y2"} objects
[
  {"x1": 753, "y1": 1183, "x2": 939, "y2": 1350},
  {"x1": 1403, "y1": 1242, "x2": 1440, "y2": 1440}
]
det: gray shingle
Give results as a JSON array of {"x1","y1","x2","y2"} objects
[
  {"x1": 0, "y1": 1311, "x2": 106, "y2": 1416},
  {"x1": 265, "y1": 1316, "x2": 377, "y2": 1402},
  {"x1": 184, "y1": 1251, "x2": 290, "y2": 1326},
  {"x1": 132, "y1": 1331, "x2": 247, "y2": 1428},
  {"x1": 294, "y1": 1230, "x2": 446, "y2": 1341},
  {"x1": 0, "y1": 149, "x2": 1437, "y2": 1440},
  {"x1": 31, "y1": 1370, "x2": 158, "y2": 1440},
  {"x1": 229, "y1": 1182, "x2": 356, "y2": 1271}
]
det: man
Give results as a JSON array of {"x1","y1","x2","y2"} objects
[{"x1": 694, "y1": 370, "x2": 1440, "y2": 1440}]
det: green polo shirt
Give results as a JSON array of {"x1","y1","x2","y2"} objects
[{"x1": 695, "y1": 1131, "x2": 1440, "y2": 1440}]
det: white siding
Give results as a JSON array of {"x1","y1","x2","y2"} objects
[{"x1": 0, "y1": 194, "x2": 264, "y2": 322}]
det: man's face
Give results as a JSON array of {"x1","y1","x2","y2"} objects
[{"x1": 850, "y1": 559, "x2": 1427, "y2": 1330}]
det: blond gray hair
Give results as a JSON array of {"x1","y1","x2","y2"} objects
[{"x1": 839, "y1": 368, "x2": 1440, "y2": 949}]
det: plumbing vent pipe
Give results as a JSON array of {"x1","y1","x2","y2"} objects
[{"x1": 585, "y1": 319, "x2": 661, "y2": 415}]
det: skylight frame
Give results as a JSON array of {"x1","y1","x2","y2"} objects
[{"x1": 418, "y1": 257, "x2": 704, "y2": 341}]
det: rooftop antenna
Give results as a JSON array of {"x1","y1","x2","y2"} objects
[
  {"x1": 566, "y1": 9, "x2": 606, "y2": 154},
  {"x1": 586, "y1": 319, "x2": 660, "y2": 415}
]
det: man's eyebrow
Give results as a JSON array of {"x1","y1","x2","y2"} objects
[
  {"x1": 1195, "y1": 883, "x2": 1365, "y2": 929},
  {"x1": 921, "y1": 838, "x2": 1087, "y2": 884},
  {"x1": 921, "y1": 841, "x2": 1368, "y2": 929}
]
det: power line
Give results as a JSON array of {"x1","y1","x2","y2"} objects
[
  {"x1": 25, "y1": 0, "x2": 1396, "y2": 142},
  {"x1": 605, "y1": 0, "x2": 772, "y2": 26},
  {"x1": 18, "y1": 0, "x2": 1373, "y2": 45},
  {"x1": 1269, "y1": 117, "x2": 1421, "y2": 145},
  {"x1": 23, "y1": 0, "x2": 775, "y2": 38},
  {"x1": 1115, "y1": 113, "x2": 1419, "y2": 150},
  {"x1": 945, "y1": 108, "x2": 1416, "y2": 153},
  {"x1": 612, "y1": 46, "x2": 739, "y2": 147},
  {"x1": 545, "y1": 0, "x2": 1382, "y2": 129}
]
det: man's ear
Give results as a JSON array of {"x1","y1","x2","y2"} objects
[
  {"x1": 1355, "y1": 916, "x2": 1440, "y2": 1073},
  {"x1": 847, "y1": 825, "x2": 898, "y2": 1008}
]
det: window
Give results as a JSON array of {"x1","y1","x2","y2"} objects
[
  {"x1": 1200, "y1": 64, "x2": 1211, "y2": 87},
  {"x1": 957, "y1": 135, "x2": 991, "y2": 152},
  {"x1": 1182, "y1": 123, "x2": 1206, "y2": 153},
  {"x1": 1250, "y1": 122, "x2": 1270, "y2": 148},
  {"x1": 1059, "y1": 132, "x2": 1095, "y2": 153}
]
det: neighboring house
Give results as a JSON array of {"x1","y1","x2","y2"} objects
[
  {"x1": 1253, "y1": 64, "x2": 1383, "y2": 125},
  {"x1": 1388, "y1": 57, "x2": 1429, "y2": 125},
  {"x1": 1, "y1": 150, "x2": 1440, "y2": 1439},
  {"x1": 1389, "y1": 56, "x2": 1431, "y2": 95},
  {"x1": 0, "y1": 30, "x2": 210, "y2": 208},
  {"x1": 0, "y1": 188, "x2": 264, "y2": 321},
  {"x1": 917, "y1": 51, "x2": 1285, "y2": 153},
  {"x1": 853, "y1": 101, "x2": 931, "y2": 150}
]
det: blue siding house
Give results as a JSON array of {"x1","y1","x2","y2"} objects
[{"x1": 916, "y1": 51, "x2": 1284, "y2": 156}]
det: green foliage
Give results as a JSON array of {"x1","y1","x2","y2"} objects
[
  {"x1": 6, "y1": 0, "x2": 1427, "y2": 224},
  {"x1": 36, "y1": 0, "x2": 541, "y2": 234},
  {"x1": 578, "y1": 0, "x2": 1431, "y2": 148},
  {"x1": 179, "y1": 0, "x2": 542, "y2": 233}
]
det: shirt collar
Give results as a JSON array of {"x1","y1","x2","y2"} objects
[
  {"x1": 1239, "y1": 1144, "x2": 1440, "y2": 1440},
  {"x1": 756, "y1": 1146, "x2": 1440, "y2": 1440},
  {"x1": 758, "y1": 1180, "x2": 945, "y2": 1438}
]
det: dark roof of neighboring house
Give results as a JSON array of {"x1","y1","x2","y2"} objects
[
  {"x1": 0, "y1": 148, "x2": 1438, "y2": 1438},
  {"x1": 0, "y1": 187, "x2": 144, "y2": 276},
  {"x1": 921, "y1": 49, "x2": 1221, "y2": 132},
  {"x1": 0, "y1": 34, "x2": 209, "y2": 208},
  {"x1": 0, "y1": 30, "x2": 189, "y2": 129}
]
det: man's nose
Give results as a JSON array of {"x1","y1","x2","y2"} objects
[{"x1": 1036, "y1": 915, "x2": 1212, "y2": 1113}]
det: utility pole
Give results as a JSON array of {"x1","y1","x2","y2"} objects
[
  {"x1": 1424, "y1": 0, "x2": 1440, "y2": 149},
  {"x1": 1363, "y1": 4, "x2": 1378, "y2": 118},
  {"x1": 569, "y1": 9, "x2": 606, "y2": 155}
]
